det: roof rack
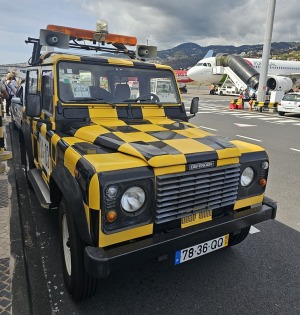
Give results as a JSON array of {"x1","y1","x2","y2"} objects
[{"x1": 25, "y1": 22, "x2": 157, "y2": 66}]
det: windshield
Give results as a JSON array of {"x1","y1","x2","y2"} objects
[
  {"x1": 57, "y1": 61, "x2": 180, "y2": 104},
  {"x1": 282, "y1": 93, "x2": 300, "y2": 102}
]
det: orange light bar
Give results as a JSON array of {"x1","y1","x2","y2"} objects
[{"x1": 46, "y1": 24, "x2": 137, "y2": 46}]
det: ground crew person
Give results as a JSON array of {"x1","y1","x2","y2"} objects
[{"x1": 0, "y1": 81, "x2": 9, "y2": 112}]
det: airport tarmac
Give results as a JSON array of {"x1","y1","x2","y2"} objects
[{"x1": 1, "y1": 85, "x2": 299, "y2": 314}]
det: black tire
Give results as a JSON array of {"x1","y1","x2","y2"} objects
[
  {"x1": 59, "y1": 198, "x2": 97, "y2": 300},
  {"x1": 19, "y1": 141, "x2": 34, "y2": 189},
  {"x1": 278, "y1": 111, "x2": 285, "y2": 116},
  {"x1": 228, "y1": 227, "x2": 250, "y2": 246}
]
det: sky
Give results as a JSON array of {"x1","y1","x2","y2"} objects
[{"x1": 1, "y1": 0, "x2": 299, "y2": 65}]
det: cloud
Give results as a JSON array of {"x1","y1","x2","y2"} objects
[{"x1": 0, "y1": 0, "x2": 299, "y2": 64}]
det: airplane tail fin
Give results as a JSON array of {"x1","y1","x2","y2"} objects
[{"x1": 203, "y1": 49, "x2": 214, "y2": 58}]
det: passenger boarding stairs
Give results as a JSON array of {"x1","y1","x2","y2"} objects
[
  {"x1": 212, "y1": 66, "x2": 247, "y2": 92},
  {"x1": 213, "y1": 54, "x2": 260, "y2": 93},
  {"x1": 223, "y1": 67, "x2": 248, "y2": 91}
]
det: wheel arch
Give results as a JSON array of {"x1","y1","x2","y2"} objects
[
  {"x1": 19, "y1": 122, "x2": 34, "y2": 166},
  {"x1": 51, "y1": 163, "x2": 92, "y2": 245}
]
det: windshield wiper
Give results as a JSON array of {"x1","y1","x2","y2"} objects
[
  {"x1": 122, "y1": 98, "x2": 139, "y2": 102},
  {"x1": 65, "y1": 98, "x2": 116, "y2": 107},
  {"x1": 123, "y1": 98, "x2": 162, "y2": 106}
]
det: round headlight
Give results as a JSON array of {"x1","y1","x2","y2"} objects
[
  {"x1": 106, "y1": 185, "x2": 118, "y2": 199},
  {"x1": 121, "y1": 187, "x2": 145, "y2": 213},
  {"x1": 261, "y1": 161, "x2": 269, "y2": 170},
  {"x1": 241, "y1": 167, "x2": 254, "y2": 187}
]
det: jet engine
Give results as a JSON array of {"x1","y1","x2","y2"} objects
[{"x1": 266, "y1": 76, "x2": 293, "y2": 92}]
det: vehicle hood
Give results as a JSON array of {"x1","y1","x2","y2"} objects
[{"x1": 62, "y1": 119, "x2": 241, "y2": 167}]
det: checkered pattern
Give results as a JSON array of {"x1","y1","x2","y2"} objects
[{"x1": 60, "y1": 118, "x2": 239, "y2": 168}]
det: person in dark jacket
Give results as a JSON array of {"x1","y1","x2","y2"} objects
[{"x1": 5, "y1": 73, "x2": 18, "y2": 116}]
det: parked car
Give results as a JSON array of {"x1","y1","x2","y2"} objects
[
  {"x1": 11, "y1": 83, "x2": 25, "y2": 129},
  {"x1": 277, "y1": 92, "x2": 300, "y2": 116}
]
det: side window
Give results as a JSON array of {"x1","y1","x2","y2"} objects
[
  {"x1": 42, "y1": 71, "x2": 53, "y2": 114},
  {"x1": 16, "y1": 86, "x2": 23, "y2": 99},
  {"x1": 26, "y1": 70, "x2": 38, "y2": 94}
]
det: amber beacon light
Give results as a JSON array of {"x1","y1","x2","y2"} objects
[{"x1": 46, "y1": 23, "x2": 137, "y2": 46}]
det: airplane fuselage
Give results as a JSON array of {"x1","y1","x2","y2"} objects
[
  {"x1": 174, "y1": 69, "x2": 193, "y2": 83},
  {"x1": 187, "y1": 56, "x2": 300, "y2": 85},
  {"x1": 246, "y1": 58, "x2": 300, "y2": 76}
]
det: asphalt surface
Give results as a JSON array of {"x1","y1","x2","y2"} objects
[{"x1": 8, "y1": 86, "x2": 300, "y2": 314}]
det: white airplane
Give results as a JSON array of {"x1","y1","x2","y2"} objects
[{"x1": 187, "y1": 54, "x2": 300, "y2": 92}]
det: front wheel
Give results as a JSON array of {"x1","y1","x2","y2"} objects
[
  {"x1": 228, "y1": 227, "x2": 250, "y2": 246},
  {"x1": 278, "y1": 111, "x2": 285, "y2": 116},
  {"x1": 22, "y1": 147, "x2": 34, "y2": 189},
  {"x1": 59, "y1": 198, "x2": 97, "y2": 300}
]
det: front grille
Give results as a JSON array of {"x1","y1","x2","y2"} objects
[{"x1": 156, "y1": 164, "x2": 240, "y2": 224}]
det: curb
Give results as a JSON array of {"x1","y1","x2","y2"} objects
[{"x1": 0, "y1": 119, "x2": 31, "y2": 315}]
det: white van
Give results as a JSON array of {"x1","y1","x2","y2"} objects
[
  {"x1": 150, "y1": 79, "x2": 177, "y2": 102},
  {"x1": 216, "y1": 85, "x2": 239, "y2": 96}
]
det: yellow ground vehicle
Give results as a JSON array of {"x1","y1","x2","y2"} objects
[{"x1": 20, "y1": 23, "x2": 277, "y2": 300}]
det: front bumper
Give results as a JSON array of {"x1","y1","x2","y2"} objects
[{"x1": 84, "y1": 196, "x2": 277, "y2": 278}]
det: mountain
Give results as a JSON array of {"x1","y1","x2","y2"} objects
[
  {"x1": 2, "y1": 42, "x2": 299, "y2": 73},
  {"x1": 156, "y1": 42, "x2": 300, "y2": 69}
]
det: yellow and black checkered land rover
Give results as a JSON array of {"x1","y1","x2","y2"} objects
[{"x1": 19, "y1": 24, "x2": 277, "y2": 300}]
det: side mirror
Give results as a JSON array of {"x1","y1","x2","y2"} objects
[
  {"x1": 26, "y1": 94, "x2": 41, "y2": 117},
  {"x1": 187, "y1": 97, "x2": 199, "y2": 120},
  {"x1": 190, "y1": 97, "x2": 199, "y2": 115}
]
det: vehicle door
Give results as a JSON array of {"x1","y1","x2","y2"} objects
[{"x1": 37, "y1": 69, "x2": 54, "y2": 181}]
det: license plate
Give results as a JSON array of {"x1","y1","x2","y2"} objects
[{"x1": 175, "y1": 234, "x2": 229, "y2": 265}]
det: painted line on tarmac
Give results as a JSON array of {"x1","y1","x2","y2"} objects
[
  {"x1": 198, "y1": 125, "x2": 218, "y2": 131},
  {"x1": 258, "y1": 117, "x2": 282, "y2": 120},
  {"x1": 249, "y1": 226, "x2": 260, "y2": 234},
  {"x1": 236, "y1": 135, "x2": 262, "y2": 142},
  {"x1": 245, "y1": 114, "x2": 263, "y2": 118},
  {"x1": 277, "y1": 119, "x2": 299, "y2": 123},
  {"x1": 290, "y1": 148, "x2": 300, "y2": 152},
  {"x1": 198, "y1": 112, "x2": 216, "y2": 114},
  {"x1": 230, "y1": 113, "x2": 250, "y2": 116},
  {"x1": 238, "y1": 115, "x2": 257, "y2": 118},
  {"x1": 234, "y1": 123, "x2": 257, "y2": 127}
]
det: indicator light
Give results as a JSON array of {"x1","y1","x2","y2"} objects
[{"x1": 106, "y1": 210, "x2": 117, "y2": 222}]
